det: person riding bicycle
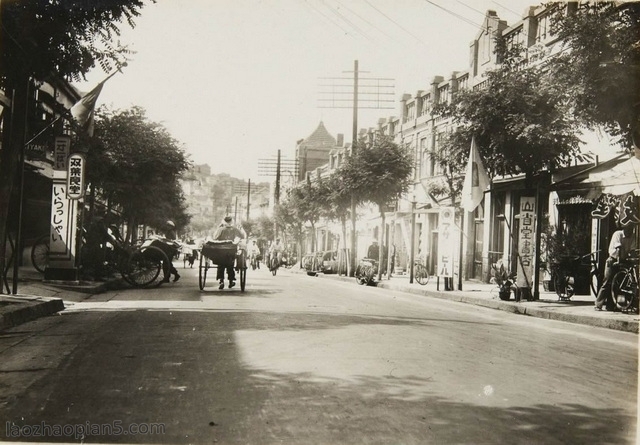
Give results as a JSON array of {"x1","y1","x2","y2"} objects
[
  {"x1": 248, "y1": 240, "x2": 261, "y2": 269},
  {"x1": 269, "y1": 238, "x2": 284, "y2": 269},
  {"x1": 213, "y1": 216, "x2": 247, "y2": 289},
  {"x1": 595, "y1": 225, "x2": 636, "y2": 311}
]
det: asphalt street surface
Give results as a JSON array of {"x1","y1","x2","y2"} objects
[{"x1": 0, "y1": 264, "x2": 637, "y2": 444}]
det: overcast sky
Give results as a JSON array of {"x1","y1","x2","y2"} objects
[{"x1": 78, "y1": 0, "x2": 541, "y2": 181}]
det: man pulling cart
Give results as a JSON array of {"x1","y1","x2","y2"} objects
[{"x1": 199, "y1": 216, "x2": 247, "y2": 291}]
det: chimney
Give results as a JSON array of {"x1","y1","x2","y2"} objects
[{"x1": 336, "y1": 133, "x2": 344, "y2": 147}]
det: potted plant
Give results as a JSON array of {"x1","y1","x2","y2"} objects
[{"x1": 491, "y1": 259, "x2": 515, "y2": 301}]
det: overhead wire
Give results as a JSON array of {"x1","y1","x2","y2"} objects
[
  {"x1": 302, "y1": 0, "x2": 353, "y2": 36},
  {"x1": 334, "y1": 0, "x2": 393, "y2": 40},
  {"x1": 317, "y1": 0, "x2": 377, "y2": 43},
  {"x1": 363, "y1": 0, "x2": 431, "y2": 49},
  {"x1": 423, "y1": 0, "x2": 485, "y2": 30}
]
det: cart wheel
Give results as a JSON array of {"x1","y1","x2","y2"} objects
[
  {"x1": 31, "y1": 234, "x2": 50, "y2": 274},
  {"x1": 240, "y1": 267, "x2": 246, "y2": 292},
  {"x1": 124, "y1": 246, "x2": 163, "y2": 288},
  {"x1": 199, "y1": 250, "x2": 207, "y2": 290}
]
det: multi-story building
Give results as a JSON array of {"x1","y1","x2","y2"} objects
[{"x1": 298, "y1": 4, "x2": 638, "y2": 299}]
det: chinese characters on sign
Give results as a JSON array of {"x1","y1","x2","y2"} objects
[
  {"x1": 591, "y1": 192, "x2": 640, "y2": 226},
  {"x1": 517, "y1": 197, "x2": 536, "y2": 288},
  {"x1": 437, "y1": 207, "x2": 455, "y2": 278},
  {"x1": 66, "y1": 154, "x2": 85, "y2": 200},
  {"x1": 53, "y1": 136, "x2": 70, "y2": 171}
]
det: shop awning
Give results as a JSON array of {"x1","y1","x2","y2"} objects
[{"x1": 580, "y1": 155, "x2": 640, "y2": 197}]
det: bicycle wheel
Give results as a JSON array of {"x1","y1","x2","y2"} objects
[
  {"x1": 415, "y1": 264, "x2": 430, "y2": 285},
  {"x1": 590, "y1": 271, "x2": 600, "y2": 296},
  {"x1": 124, "y1": 247, "x2": 163, "y2": 288},
  {"x1": 612, "y1": 270, "x2": 636, "y2": 312},
  {"x1": 554, "y1": 270, "x2": 574, "y2": 300},
  {"x1": 31, "y1": 235, "x2": 49, "y2": 273}
]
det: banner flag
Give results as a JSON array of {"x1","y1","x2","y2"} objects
[
  {"x1": 71, "y1": 81, "x2": 104, "y2": 126},
  {"x1": 70, "y1": 71, "x2": 117, "y2": 135},
  {"x1": 460, "y1": 137, "x2": 490, "y2": 212}
]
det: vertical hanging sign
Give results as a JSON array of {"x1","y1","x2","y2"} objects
[
  {"x1": 437, "y1": 207, "x2": 455, "y2": 278},
  {"x1": 46, "y1": 136, "x2": 78, "y2": 280},
  {"x1": 517, "y1": 197, "x2": 536, "y2": 288},
  {"x1": 54, "y1": 136, "x2": 70, "y2": 170},
  {"x1": 67, "y1": 153, "x2": 85, "y2": 200}
]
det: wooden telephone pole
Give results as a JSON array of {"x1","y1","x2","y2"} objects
[{"x1": 318, "y1": 60, "x2": 395, "y2": 276}]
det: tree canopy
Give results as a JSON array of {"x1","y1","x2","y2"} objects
[
  {"x1": 1, "y1": 0, "x2": 149, "y2": 85},
  {"x1": 88, "y1": 105, "x2": 191, "y2": 233},
  {"x1": 340, "y1": 136, "x2": 413, "y2": 209},
  {"x1": 547, "y1": 1, "x2": 640, "y2": 148}
]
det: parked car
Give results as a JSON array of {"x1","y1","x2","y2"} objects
[
  {"x1": 319, "y1": 250, "x2": 338, "y2": 274},
  {"x1": 301, "y1": 250, "x2": 338, "y2": 274}
]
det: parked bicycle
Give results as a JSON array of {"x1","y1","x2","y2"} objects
[
  {"x1": 413, "y1": 259, "x2": 430, "y2": 286},
  {"x1": 612, "y1": 249, "x2": 639, "y2": 314},
  {"x1": 552, "y1": 251, "x2": 600, "y2": 301}
]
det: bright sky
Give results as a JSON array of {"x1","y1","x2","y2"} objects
[{"x1": 78, "y1": 0, "x2": 541, "y2": 181}]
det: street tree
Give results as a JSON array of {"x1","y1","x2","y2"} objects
[
  {"x1": 432, "y1": 41, "x2": 584, "y2": 195},
  {"x1": 274, "y1": 200, "x2": 302, "y2": 261},
  {"x1": 281, "y1": 179, "x2": 324, "y2": 254},
  {"x1": 546, "y1": 1, "x2": 640, "y2": 149},
  {"x1": 0, "y1": 0, "x2": 152, "y2": 282},
  {"x1": 340, "y1": 136, "x2": 413, "y2": 280},
  {"x1": 322, "y1": 170, "x2": 353, "y2": 275},
  {"x1": 88, "y1": 106, "x2": 190, "y2": 240}
]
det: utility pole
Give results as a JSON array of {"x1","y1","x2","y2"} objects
[
  {"x1": 258, "y1": 150, "x2": 298, "y2": 238},
  {"x1": 318, "y1": 60, "x2": 395, "y2": 276},
  {"x1": 246, "y1": 179, "x2": 251, "y2": 221}
]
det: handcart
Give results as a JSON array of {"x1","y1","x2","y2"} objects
[
  {"x1": 126, "y1": 237, "x2": 180, "y2": 287},
  {"x1": 199, "y1": 240, "x2": 247, "y2": 291}
]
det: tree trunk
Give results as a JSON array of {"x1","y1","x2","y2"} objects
[
  {"x1": 0, "y1": 74, "x2": 29, "y2": 294},
  {"x1": 341, "y1": 215, "x2": 349, "y2": 276},
  {"x1": 377, "y1": 206, "x2": 386, "y2": 282}
]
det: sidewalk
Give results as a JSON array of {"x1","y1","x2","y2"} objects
[
  {"x1": 0, "y1": 267, "x2": 111, "y2": 331},
  {"x1": 292, "y1": 267, "x2": 639, "y2": 334}
]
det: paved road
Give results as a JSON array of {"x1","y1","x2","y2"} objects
[{"x1": 0, "y1": 265, "x2": 636, "y2": 444}]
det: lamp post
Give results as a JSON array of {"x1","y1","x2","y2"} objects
[{"x1": 409, "y1": 195, "x2": 417, "y2": 284}]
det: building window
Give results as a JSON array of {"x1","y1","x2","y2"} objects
[{"x1": 536, "y1": 13, "x2": 549, "y2": 43}]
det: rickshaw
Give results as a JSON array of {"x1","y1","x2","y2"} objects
[{"x1": 198, "y1": 240, "x2": 247, "y2": 291}]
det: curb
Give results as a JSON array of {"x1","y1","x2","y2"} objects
[
  {"x1": 0, "y1": 295, "x2": 65, "y2": 331},
  {"x1": 297, "y1": 269, "x2": 639, "y2": 334},
  {"x1": 377, "y1": 281, "x2": 639, "y2": 334}
]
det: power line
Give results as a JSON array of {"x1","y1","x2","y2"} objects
[
  {"x1": 302, "y1": 0, "x2": 353, "y2": 36},
  {"x1": 334, "y1": 0, "x2": 393, "y2": 40},
  {"x1": 363, "y1": 0, "x2": 431, "y2": 49},
  {"x1": 318, "y1": 0, "x2": 376, "y2": 43},
  {"x1": 423, "y1": 0, "x2": 485, "y2": 30}
]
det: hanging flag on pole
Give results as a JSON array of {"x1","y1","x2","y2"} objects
[
  {"x1": 70, "y1": 70, "x2": 118, "y2": 136},
  {"x1": 460, "y1": 137, "x2": 490, "y2": 212}
]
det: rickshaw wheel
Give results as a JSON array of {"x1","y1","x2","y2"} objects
[
  {"x1": 125, "y1": 246, "x2": 164, "y2": 288},
  {"x1": 199, "y1": 250, "x2": 208, "y2": 290},
  {"x1": 240, "y1": 267, "x2": 246, "y2": 291}
]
